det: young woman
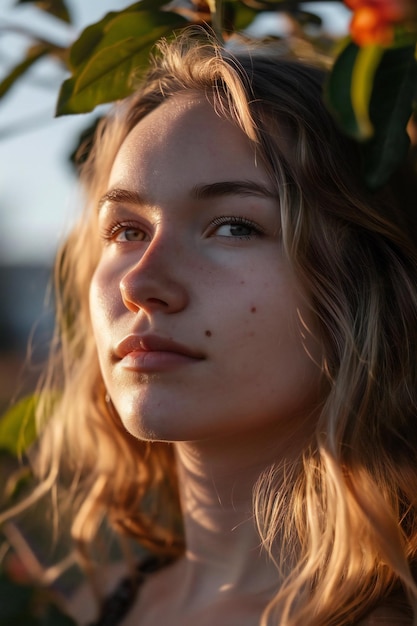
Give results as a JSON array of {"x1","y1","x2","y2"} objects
[{"x1": 9, "y1": 30, "x2": 417, "y2": 625}]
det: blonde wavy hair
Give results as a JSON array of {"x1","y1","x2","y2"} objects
[{"x1": 6, "y1": 29, "x2": 417, "y2": 625}]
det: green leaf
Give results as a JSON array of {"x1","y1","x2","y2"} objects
[
  {"x1": 324, "y1": 40, "x2": 361, "y2": 138},
  {"x1": 351, "y1": 44, "x2": 384, "y2": 138},
  {"x1": 0, "y1": 43, "x2": 50, "y2": 99},
  {"x1": 326, "y1": 41, "x2": 417, "y2": 189},
  {"x1": 56, "y1": 11, "x2": 188, "y2": 115},
  {"x1": 0, "y1": 396, "x2": 38, "y2": 456},
  {"x1": 68, "y1": 11, "x2": 128, "y2": 73},
  {"x1": 224, "y1": 1, "x2": 258, "y2": 32},
  {"x1": 15, "y1": 0, "x2": 72, "y2": 23},
  {"x1": 362, "y1": 45, "x2": 417, "y2": 188},
  {"x1": 68, "y1": 1, "x2": 171, "y2": 72}
]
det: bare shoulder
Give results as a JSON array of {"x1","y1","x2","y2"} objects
[{"x1": 65, "y1": 561, "x2": 130, "y2": 626}]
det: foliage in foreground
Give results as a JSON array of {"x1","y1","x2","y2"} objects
[{"x1": 1, "y1": 0, "x2": 417, "y2": 187}]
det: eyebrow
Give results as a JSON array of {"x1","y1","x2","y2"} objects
[
  {"x1": 98, "y1": 180, "x2": 277, "y2": 211},
  {"x1": 191, "y1": 180, "x2": 277, "y2": 200},
  {"x1": 98, "y1": 188, "x2": 144, "y2": 210}
]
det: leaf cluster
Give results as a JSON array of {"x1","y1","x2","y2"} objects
[
  {"x1": 0, "y1": 394, "x2": 76, "y2": 624},
  {"x1": 1, "y1": 0, "x2": 416, "y2": 187}
]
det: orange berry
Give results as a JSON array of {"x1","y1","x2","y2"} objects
[
  {"x1": 350, "y1": 6, "x2": 394, "y2": 45},
  {"x1": 344, "y1": 0, "x2": 412, "y2": 22},
  {"x1": 369, "y1": 0, "x2": 405, "y2": 21}
]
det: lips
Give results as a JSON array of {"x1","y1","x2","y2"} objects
[{"x1": 114, "y1": 334, "x2": 205, "y2": 372}]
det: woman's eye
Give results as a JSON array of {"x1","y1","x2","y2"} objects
[
  {"x1": 211, "y1": 217, "x2": 263, "y2": 239},
  {"x1": 115, "y1": 227, "x2": 146, "y2": 242},
  {"x1": 101, "y1": 222, "x2": 147, "y2": 243}
]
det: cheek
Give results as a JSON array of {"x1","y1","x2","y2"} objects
[
  {"x1": 89, "y1": 262, "x2": 120, "y2": 340},
  {"x1": 251, "y1": 276, "x2": 322, "y2": 374}
]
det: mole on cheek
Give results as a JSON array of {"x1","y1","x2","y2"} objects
[
  {"x1": 205, "y1": 330, "x2": 212, "y2": 337},
  {"x1": 251, "y1": 307, "x2": 257, "y2": 313}
]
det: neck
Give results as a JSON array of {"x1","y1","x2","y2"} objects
[{"x1": 173, "y1": 418, "x2": 310, "y2": 597}]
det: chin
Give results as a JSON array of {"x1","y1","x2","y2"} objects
[{"x1": 116, "y1": 400, "x2": 191, "y2": 443}]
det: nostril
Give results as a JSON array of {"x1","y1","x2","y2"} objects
[{"x1": 147, "y1": 297, "x2": 169, "y2": 307}]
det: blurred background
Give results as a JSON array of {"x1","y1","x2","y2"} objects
[
  {"x1": 0, "y1": 0, "x2": 350, "y2": 415},
  {"x1": 0, "y1": 0, "x2": 139, "y2": 413}
]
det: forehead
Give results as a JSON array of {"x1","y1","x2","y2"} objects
[{"x1": 108, "y1": 95, "x2": 271, "y2": 194}]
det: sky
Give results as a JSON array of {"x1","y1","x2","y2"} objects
[
  {"x1": 0, "y1": 0, "x2": 350, "y2": 266},
  {"x1": 0, "y1": 0, "x2": 121, "y2": 265}
]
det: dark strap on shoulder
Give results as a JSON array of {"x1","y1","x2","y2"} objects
[{"x1": 88, "y1": 554, "x2": 173, "y2": 626}]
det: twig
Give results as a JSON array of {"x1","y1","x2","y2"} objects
[{"x1": 2, "y1": 521, "x2": 77, "y2": 585}]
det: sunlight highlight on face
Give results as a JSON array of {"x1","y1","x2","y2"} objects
[{"x1": 89, "y1": 96, "x2": 324, "y2": 444}]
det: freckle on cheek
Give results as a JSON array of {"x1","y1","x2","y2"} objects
[
  {"x1": 251, "y1": 307, "x2": 257, "y2": 313},
  {"x1": 205, "y1": 330, "x2": 212, "y2": 337}
]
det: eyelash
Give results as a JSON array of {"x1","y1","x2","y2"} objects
[
  {"x1": 211, "y1": 216, "x2": 265, "y2": 239},
  {"x1": 100, "y1": 220, "x2": 143, "y2": 243},
  {"x1": 100, "y1": 215, "x2": 265, "y2": 243}
]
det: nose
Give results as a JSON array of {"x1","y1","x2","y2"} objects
[{"x1": 119, "y1": 235, "x2": 189, "y2": 314}]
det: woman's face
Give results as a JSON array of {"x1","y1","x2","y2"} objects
[{"x1": 89, "y1": 95, "x2": 323, "y2": 443}]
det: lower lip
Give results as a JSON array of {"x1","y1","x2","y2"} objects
[{"x1": 119, "y1": 350, "x2": 201, "y2": 372}]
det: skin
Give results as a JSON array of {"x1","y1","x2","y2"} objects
[
  {"x1": 90, "y1": 95, "x2": 322, "y2": 444},
  {"x1": 88, "y1": 95, "x2": 325, "y2": 625}
]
